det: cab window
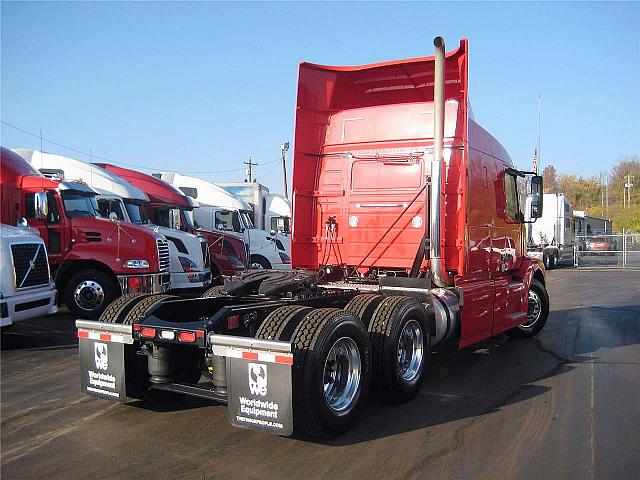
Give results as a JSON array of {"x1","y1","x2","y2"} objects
[
  {"x1": 97, "y1": 199, "x2": 125, "y2": 220},
  {"x1": 215, "y1": 210, "x2": 240, "y2": 232}
]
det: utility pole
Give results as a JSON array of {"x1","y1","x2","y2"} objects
[
  {"x1": 244, "y1": 157, "x2": 257, "y2": 182},
  {"x1": 625, "y1": 174, "x2": 634, "y2": 208},
  {"x1": 601, "y1": 172, "x2": 604, "y2": 216},
  {"x1": 281, "y1": 142, "x2": 289, "y2": 199}
]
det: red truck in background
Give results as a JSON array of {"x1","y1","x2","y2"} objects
[
  {"x1": 94, "y1": 164, "x2": 248, "y2": 283},
  {"x1": 1, "y1": 148, "x2": 170, "y2": 318},
  {"x1": 76, "y1": 37, "x2": 549, "y2": 439}
]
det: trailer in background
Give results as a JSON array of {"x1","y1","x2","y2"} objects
[{"x1": 527, "y1": 193, "x2": 576, "y2": 269}]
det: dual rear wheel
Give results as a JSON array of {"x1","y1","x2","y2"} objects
[{"x1": 256, "y1": 295, "x2": 431, "y2": 438}]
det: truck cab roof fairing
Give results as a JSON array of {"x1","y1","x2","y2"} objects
[
  {"x1": 291, "y1": 40, "x2": 469, "y2": 273},
  {"x1": 95, "y1": 164, "x2": 191, "y2": 208}
]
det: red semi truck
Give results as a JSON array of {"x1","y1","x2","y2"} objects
[
  {"x1": 1, "y1": 148, "x2": 171, "y2": 318},
  {"x1": 94, "y1": 164, "x2": 248, "y2": 283},
  {"x1": 76, "y1": 37, "x2": 548, "y2": 438}
]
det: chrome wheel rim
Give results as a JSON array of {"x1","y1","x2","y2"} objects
[
  {"x1": 74, "y1": 280, "x2": 105, "y2": 311},
  {"x1": 323, "y1": 337, "x2": 361, "y2": 413},
  {"x1": 521, "y1": 290, "x2": 542, "y2": 329},
  {"x1": 250, "y1": 262, "x2": 264, "y2": 269},
  {"x1": 396, "y1": 319, "x2": 424, "y2": 382}
]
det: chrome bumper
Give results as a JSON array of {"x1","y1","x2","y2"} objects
[{"x1": 117, "y1": 272, "x2": 171, "y2": 295}]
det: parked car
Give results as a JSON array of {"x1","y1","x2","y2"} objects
[{"x1": 587, "y1": 235, "x2": 615, "y2": 254}]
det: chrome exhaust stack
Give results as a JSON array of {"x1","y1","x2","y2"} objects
[{"x1": 430, "y1": 36, "x2": 454, "y2": 287}]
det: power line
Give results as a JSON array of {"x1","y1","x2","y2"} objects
[{"x1": 1, "y1": 120, "x2": 279, "y2": 175}]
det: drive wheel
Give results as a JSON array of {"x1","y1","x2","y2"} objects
[
  {"x1": 255, "y1": 305, "x2": 313, "y2": 340},
  {"x1": 258, "y1": 307, "x2": 371, "y2": 438},
  {"x1": 99, "y1": 293, "x2": 150, "y2": 323},
  {"x1": 202, "y1": 285, "x2": 225, "y2": 298},
  {"x1": 506, "y1": 279, "x2": 549, "y2": 338},
  {"x1": 65, "y1": 270, "x2": 118, "y2": 319},
  {"x1": 368, "y1": 296, "x2": 430, "y2": 403},
  {"x1": 344, "y1": 294, "x2": 384, "y2": 328},
  {"x1": 122, "y1": 294, "x2": 178, "y2": 325}
]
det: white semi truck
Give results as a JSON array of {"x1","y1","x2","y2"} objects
[
  {"x1": 217, "y1": 182, "x2": 291, "y2": 253},
  {"x1": 156, "y1": 172, "x2": 290, "y2": 269},
  {"x1": 527, "y1": 193, "x2": 577, "y2": 269},
  {"x1": 1, "y1": 223, "x2": 57, "y2": 330},
  {"x1": 14, "y1": 149, "x2": 211, "y2": 291}
]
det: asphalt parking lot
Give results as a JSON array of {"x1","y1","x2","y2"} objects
[{"x1": 2, "y1": 268, "x2": 639, "y2": 479}]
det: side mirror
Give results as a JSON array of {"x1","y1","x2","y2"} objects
[
  {"x1": 109, "y1": 211, "x2": 120, "y2": 222},
  {"x1": 527, "y1": 175, "x2": 543, "y2": 220},
  {"x1": 34, "y1": 192, "x2": 48, "y2": 220},
  {"x1": 17, "y1": 217, "x2": 29, "y2": 228}
]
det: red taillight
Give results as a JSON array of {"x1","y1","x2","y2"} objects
[
  {"x1": 227, "y1": 315, "x2": 240, "y2": 329},
  {"x1": 133, "y1": 324, "x2": 141, "y2": 331},
  {"x1": 178, "y1": 331, "x2": 196, "y2": 343},
  {"x1": 140, "y1": 327, "x2": 156, "y2": 338}
]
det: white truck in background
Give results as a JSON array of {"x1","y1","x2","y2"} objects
[
  {"x1": 155, "y1": 172, "x2": 290, "y2": 270},
  {"x1": 527, "y1": 193, "x2": 576, "y2": 269},
  {"x1": 217, "y1": 182, "x2": 291, "y2": 253},
  {"x1": 1, "y1": 224, "x2": 57, "y2": 331},
  {"x1": 14, "y1": 149, "x2": 211, "y2": 291}
]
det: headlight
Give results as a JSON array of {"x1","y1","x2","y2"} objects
[
  {"x1": 179, "y1": 256, "x2": 198, "y2": 272},
  {"x1": 228, "y1": 255, "x2": 246, "y2": 269},
  {"x1": 124, "y1": 259, "x2": 150, "y2": 269},
  {"x1": 278, "y1": 252, "x2": 291, "y2": 264}
]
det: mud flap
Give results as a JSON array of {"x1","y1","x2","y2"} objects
[
  {"x1": 209, "y1": 334, "x2": 294, "y2": 436},
  {"x1": 76, "y1": 320, "x2": 133, "y2": 402}
]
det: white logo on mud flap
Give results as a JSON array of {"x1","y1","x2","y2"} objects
[
  {"x1": 248, "y1": 363, "x2": 268, "y2": 396},
  {"x1": 95, "y1": 342, "x2": 108, "y2": 371}
]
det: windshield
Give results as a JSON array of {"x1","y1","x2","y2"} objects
[
  {"x1": 124, "y1": 200, "x2": 149, "y2": 225},
  {"x1": 240, "y1": 210, "x2": 254, "y2": 229},
  {"x1": 62, "y1": 192, "x2": 100, "y2": 218},
  {"x1": 182, "y1": 208, "x2": 198, "y2": 228}
]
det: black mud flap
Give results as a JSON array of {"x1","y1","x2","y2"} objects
[
  {"x1": 210, "y1": 334, "x2": 294, "y2": 436},
  {"x1": 76, "y1": 320, "x2": 133, "y2": 402}
]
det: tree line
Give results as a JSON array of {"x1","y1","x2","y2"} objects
[{"x1": 541, "y1": 155, "x2": 640, "y2": 232}]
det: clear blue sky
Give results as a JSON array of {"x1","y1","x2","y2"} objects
[{"x1": 2, "y1": 1, "x2": 638, "y2": 194}]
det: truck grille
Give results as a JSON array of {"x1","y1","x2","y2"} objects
[
  {"x1": 201, "y1": 238, "x2": 210, "y2": 267},
  {"x1": 156, "y1": 239, "x2": 170, "y2": 272},
  {"x1": 11, "y1": 244, "x2": 50, "y2": 289}
]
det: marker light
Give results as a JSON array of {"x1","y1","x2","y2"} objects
[
  {"x1": 140, "y1": 327, "x2": 156, "y2": 338},
  {"x1": 178, "y1": 331, "x2": 196, "y2": 343}
]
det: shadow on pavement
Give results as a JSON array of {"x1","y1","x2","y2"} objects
[{"x1": 1, "y1": 311, "x2": 78, "y2": 351}]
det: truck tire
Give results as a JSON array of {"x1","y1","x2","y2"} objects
[
  {"x1": 202, "y1": 285, "x2": 225, "y2": 298},
  {"x1": 65, "y1": 269, "x2": 118, "y2": 319},
  {"x1": 99, "y1": 293, "x2": 151, "y2": 324},
  {"x1": 116, "y1": 294, "x2": 196, "y2": 402},
  {"x1": 368, "y1": 296, "x2": 430, "y2": 404},
  {"x1": 250, "y1": 255, "x2": 271, "y2": 269},
  {"x1": 505, "y1": 278, "x2": 549, "y2": 338},
  {"x1": 121, "y1": 294, "x2": 179, "y2": 325},
  {"x1": 544, "y1": 254, "x2": 555, "y2": 270},
  {"x1": 257, "y1": 307, "x2": 371, "y2": 438},
  {"x1": 256, "y1": 305, "x2": 313, "y2": 340},
  {"x1": 344, "y1": 294, "x2": 384, "y2": 328}
]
